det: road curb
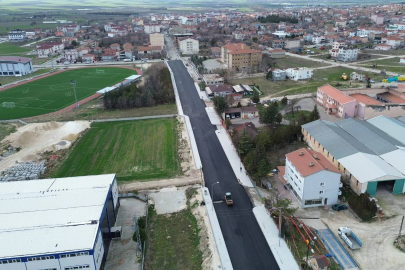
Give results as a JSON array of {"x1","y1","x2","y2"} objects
[
  {"x1": 166, "y1": 61, "x2": 202, "y2": 170},
  {"x1": 201, "y1": 187, "x2": 233, "y2": 270}
]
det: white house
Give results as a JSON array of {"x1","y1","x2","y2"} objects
[
  {"x1": 375, "y1": 44, "x2": 392, "y2": 51},
  {"x1": 312, "y1": 35, "x2": 325, "y2": 44},
  {"x1": 337, "y1": 47, "x2": 359, "y2": 62},
  {"x1": 400, "y1": 57, "x2": 405, "y2": 64},
  {"x1": 64, "y1": 49, "x2": 78, "y2": 61},
  {"x1": 179, "y1": 38, "x2": 199, "y2": 55},
  {"x1": 8, "y1": 29, "x2": 27, "y2": 42},
  {"x1": 285, "y1": 67, "x2": 313, "y2": 81},
  {"x1": 356, "y1": 28, "x2": 370, "y2": 37},
  {"x1": 0, "y1": 56, "x2": 33, "y2": 76},
  {"x1": 382, "y1": 37, "x2": 404, "y2": 49},
  {"x1": 36, "y1": 42, "x2": 65, "y2": 58},
  {"x1": 284, "y1": 148, "x2": 342, "y2": 208},
  {"x1": 144, "y1": 24, "x2": 161, "y2": 34}
]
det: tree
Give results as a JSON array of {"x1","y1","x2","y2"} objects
[
  {"x1": 281, "y1": 97, "x2": 288, "y2": 105},
  {"x1": 252, "y1": 37, "x2": 258, "y2": 43},
  {"x1": 236, "y1": 102, "x2": 242, "y2": 108},
  {"x1": 251, "y1": 89, "x2": 260, "y2": 103},
  {"x1": 275, "y1": 112, "x2": 283, "y2": 124},
  {"x1": 260, "y1": 103, "x2": 278, "y2": 125},
  {"x1": 365, "y1": 76, "x2": 371, "y2": 88},
  {"x1": 71, "y1": 40, "x2": 78, "y2": 47},
  {"x1": 225, "y1": 119, "x2": 232, "y2": 130},
  {"x1": 213, "y1": 96, "x2": 228, "y2": 115},
  {"x1": 309, "y1": 105, "x2": 320, "y2": 121},
  {"x1": 266, "y1": 70, "x2": 273, "y2": 80},
  {"x1": 238, "y1": 130, "x2": 254, "y2": 157}
]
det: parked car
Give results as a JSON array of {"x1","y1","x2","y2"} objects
[
  {"x1": 332, "y1": 204, "x2": 348, "y2": 211},
  {"x1": 225, "y1": 192, "x2": 233, "y2": 206}
]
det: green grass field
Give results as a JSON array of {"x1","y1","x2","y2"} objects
[
  {"x1": 0, "y1": 67, "x2": 136, "y2": 120},
  {"x1": 272, "y1": 55, "x2": 331, "y2": 69},
  {"x1": 52, "y1": 119, "x2": 180, "y2": 181},
  {"x1": 0, "y1": 42, "x2": 31, "y2": 56}
]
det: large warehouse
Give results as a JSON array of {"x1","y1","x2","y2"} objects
[
  {"x1": 0, "y1": 56, "x2": 33, "y2": 77},
  {"x1": 0, "y1": 174, "x2": 119, "y2": 270},
  {"x1": 302, "y1": 116, "x2": 405, "y2": 196}
]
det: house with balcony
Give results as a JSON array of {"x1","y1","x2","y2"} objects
[{"x1": 284, "y1": 148, "x2": 342, "y2": 208}]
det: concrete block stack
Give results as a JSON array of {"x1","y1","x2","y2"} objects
[{"x1": 0, "y1": 161, "x2": 47, "y2": 182}]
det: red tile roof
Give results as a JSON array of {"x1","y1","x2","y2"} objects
[
  {"x1": 318, "y1": 85, "x2": 355, "y2": 104},
  {"x1": 0, "y1": 56, "x2": 32, "y2": 63},
  {"x1": 286, "y1": 148, "x2": 340, "y2": 177},
  {"x1": 351, "y1": 94, "x2": 382, "y2": 105}
]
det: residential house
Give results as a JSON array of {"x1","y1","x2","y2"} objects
[
  {"x1": 223, "y1": 107, "x2": 259, "y2": 119},
  {"x1": 150, "y1": 33, "x2": 165, "y2": 49},
  {"x1": 110, "y1": 43, "x2": 120, "y2": 51},
  {"x1": 313, "y1": 35, "x2": 325, "y2": 44},
  {"x1": 316, "y1": 84, "x2": 356, "y2": 118},
  {"x1": 371, "y1": 15, "x2": 384, "y2": 25},
  {"x1": 101, "y1": 51, "x2": 116, "y2": 61},
  {"x1": 144, "y1": 24, "x2": 161, "y2": 34},
  {"x1": 179, "y1": 38, "x2": 199, "y2": 55},
  {"x1": 137, "y1": 46, "x2": 163, "y2": 56},
  {"x1": 36, "y1": 42, "x2": 64, "y2": 58},
  {"x1": 82, "y1": 54, "x2": 96, "y2": 63},
  {"x1": 77, "y1": 47, "x2": 90, "y2": 57},
  {"x1": 205, "y1": 84, "x2": 233, "y2": 98},
  {"x1": 271, "y1": 40, "x2": 284, "y2": 49},
  {"x1": 64, "y1": 49, "x2": 78, "y2": 61},
  {"x1": 269, "y1": 68, "x2": 287, "y2": 81},
  {"x1": 211, "y1": 47, "x2": 221, "y2": 57},
  {"x1": 382, "y1": 36, "x2": 404, "y2": 49},
  {"x1": 284, "y1": 148, "x2": 341, "y2": 208},
  {"x1": 350, "y1": 72, "x2": 365, "y2": 81},
  {"x1": 310, "y1": 255, "x2": 330, "y2": 270},
  {"x1": 375, "y1": 43, "x2": 392, "y2": 50},
  {"x1": 230, "y1": 122, "x2": 258, "y2": 138},
  {"x1": 337, "y1": 47, "x2": 359, "y2": 62},
  {"x1": 203, "y1": 74, "x2": 224, "y2": 85},
  {"x1": 285, "y1": 68, "x2": 313, "y2": 81}
]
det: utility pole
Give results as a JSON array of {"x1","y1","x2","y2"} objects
[
  {"x1": 398, "y1": 215, "x2": 404, "y2": 241},
  {"x1": 70, "y1": 79, "x2": 79, "y2": 108}
]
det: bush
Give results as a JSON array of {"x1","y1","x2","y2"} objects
[{"x1": 348, "y1": 192, "x2": 377, "y2": 221}]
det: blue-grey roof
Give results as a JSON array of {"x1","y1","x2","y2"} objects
[
  {"x1": 398, "y1": 116, "x2": 405, "y2": 124},
  {"x1": 302, "y1": 120, "x2": 374, "y2": 159},
  {"x1": 368, "y1": 116, "x2": 405, "y2": 145},
  {"x1": 336, "y1": 118, "x2": 399, "y2": 155}
]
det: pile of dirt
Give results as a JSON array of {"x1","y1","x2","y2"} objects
[{"x1": 0, "y1": 121, "x2": 91, "y2": 172}]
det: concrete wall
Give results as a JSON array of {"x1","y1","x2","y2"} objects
[
  {"x1": 362, "y1": 104, "x2": 405, "y2": 119},
  {"x1": 304, "y1": 170, "x2": 341, "y2": 207},
  {"x1": 357, "y1": 103, "x2": 366, "y2": 119},
  {"x1": 342, "y1": 100, "x2": 357, "y2": 118},
  {"x1": 94, "y1": 229, "x2": 105, "y2": 270}
]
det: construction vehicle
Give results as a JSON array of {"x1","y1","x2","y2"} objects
[
  {"x1": 338, "y1": 227, "x2": 362, "y2": 250},
  {"x1": 341, "y1": 73, "x2": 348, "y2": 80}
]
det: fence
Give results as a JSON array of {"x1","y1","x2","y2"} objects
[{"x1": 141, "y1": 197, "x2": 150, "y2": 270}]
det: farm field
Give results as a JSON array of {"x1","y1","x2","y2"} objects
[
  {"x1": 0, "y1": 67, "x2": 137, "y2": 120},
  {"x1": 52, "y1": 118, "x2": 180, "y2": 181}
]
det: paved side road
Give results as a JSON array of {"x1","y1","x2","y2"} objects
[{"x1": 168, "y1": 60, "x2": 280, "y2": 270}]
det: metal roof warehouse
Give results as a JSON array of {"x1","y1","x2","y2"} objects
[{"x1": 0, "y1": 174, "x2": 119, "y2": 270}]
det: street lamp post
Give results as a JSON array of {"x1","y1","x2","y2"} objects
[
  {"x1": 211, "y1": 182, "x2": 219, "y2": 211},
  {"x1": 70, "y1": 79, "x2": 79, "y2": 108}
]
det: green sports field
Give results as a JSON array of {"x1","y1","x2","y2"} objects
[
  {"x1": 52, "y1": 119, "x2": 180, "y2": 181},
  {"x1": 0, "y1": 67, "x2": 137, "y2": 120}
]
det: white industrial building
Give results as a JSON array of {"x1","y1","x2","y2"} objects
[
  {"x1": 284, "y1": 148, "x2": 342, "y2": 208},
  {"x1": 179, "y1": 38, "x2": 199, "y2": 55},
  {"x1": 8, "y1": 29, "x2": 27, "y2": 42},
  {"x1": 0, "y1": 174, "x2": 120, "y2": 270},
  {"x1": 0, "y1": 56, "x2": 33, "y2": 76}
]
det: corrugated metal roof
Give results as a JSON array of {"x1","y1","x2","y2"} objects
[
  {"x1": 302, "y1": 120, "x2": 373, "y2": 159},
  {"x1": 381, "y1": 149, "x2": 405, "y2": 175},
  {"x1": 398, "y1": 116, "x2": 405, "y2": 124},
  {"x1": 0, "y1": 174, "x2": 115, "y2": 259},
  {"x1": 336, "y1": 118, "x2": 398, "y2": 155},
  {"x1": 368, "y1": 116, "x2": 405, "y2": 145},
  {"x1": 338, "y1": 153, "x2": 404, "y2": 184}
]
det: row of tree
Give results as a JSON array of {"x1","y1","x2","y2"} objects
[
  {"x1": 258, "y1": 15, "x2": 298, "y2": 24},
  {"x1": 103, "y1": 63, "x2": 175, "y2": 109}
]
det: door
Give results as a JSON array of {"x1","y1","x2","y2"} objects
[
  {"x1": 324, "y1": 198, "x2": 328, "y2": 205},
  {"x1": 367, "y1": 181, "x2": 378, "y2": 196},
  {"x1": 393, "y1": 179, "x2": 405, "y2": 195}
]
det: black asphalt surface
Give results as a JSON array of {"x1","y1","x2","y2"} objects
[{"x1": 168, "y1": 60, "x2": 279, "y2": 270}]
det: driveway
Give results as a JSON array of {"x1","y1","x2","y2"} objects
[{"x1": 168, "y1": 60, "x2": 279, "y2": 270}]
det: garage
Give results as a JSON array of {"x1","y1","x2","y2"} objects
[
  {"x1": 223, "y1": 108, "x2": 242, "y2": 119},
  {"x1": 367, "y1": 179, "x2": 405, "y2": 196}
]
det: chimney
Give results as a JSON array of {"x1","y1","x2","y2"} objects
[
  {"x1": 309, "y1": 162, "x2": 314, "y2": 167},
  {"x1": 299, "y1": 151, "x2": 304, "y2": 156},
  {"x1": 313, "y1": 154, "x2": 318, "y2": 159}
]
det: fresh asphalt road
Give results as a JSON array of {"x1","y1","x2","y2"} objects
[{"x1": 168, "y1": 60, "x2": 279, "y2": 270}]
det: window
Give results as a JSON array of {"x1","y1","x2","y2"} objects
[
  {"x1": 319, "y1": 191, "x2": 324, "y2": 194},
  {"x1": 320, "y1": 182, "x2": 325, "y2": 187},
  {"x1": 65, "y1": 265, "x2": 90, "y2": 270},
  {"x1": 0, "y1": 259, "x2": 22, "y2": 264},
  {"x1": 357, "y1": 180, "x2": 359, "y2": 186}
]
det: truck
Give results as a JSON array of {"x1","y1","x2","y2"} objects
[{"x1": 338, "y1": 227, "x2": 362, "y2": 250}]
